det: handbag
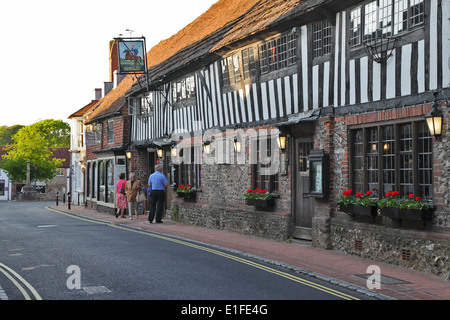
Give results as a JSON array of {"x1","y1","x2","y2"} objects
[
  {"x1": 137, "y1": 190, "x2": 146, "y2": 202},
  {"x1": 119, "y1": 180, "x2": 126, "y2": 195}
]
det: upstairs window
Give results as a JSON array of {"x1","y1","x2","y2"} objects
[
  {"x1": 221, "y1": 54, "x2": 241, "y2": 87},
  {"x1": 350, "y1": 0, "x2": 425, "y2": 48},
  {"x1": 107, "y1": 120, "x2": 114, "y2": 144},
  {"x1": 259, "y1": 32, "x2": 297, "y2": 74},
  {"x1": 312, "y1": 19, "x2": 332, "y2": 58},
  {"x1": 242, "y1": 47, "x2": 257, "y2": 80},
  {"x1": 133, "y1": 92, "x2": 154, "y2": 116},
  {"x1": 172, "y1": 75, "x2": 196, "y2": 104}
]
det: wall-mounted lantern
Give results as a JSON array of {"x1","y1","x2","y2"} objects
[
  {"x1": 425, "y1": 102, "x2": 443, "y2": 138},
  {"x1": 277, "y1": 134, "x2": 287, "y2": 152},
  {"x1": 203, "y1": 141, "x2": 211, "y2": 155},
  {"x1": 234, "y1": 137, "x2": 242, "y2": 153},
  {"x1": 171, "y1": 143, "x2": 177, "y2": 157},
  {"x1": 157, "y1": 148, "x2": 164, "y2": 158}
]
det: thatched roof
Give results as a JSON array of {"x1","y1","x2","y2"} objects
[{"x1": 87, "y1": 0, "x2": 329, "y2": 122}]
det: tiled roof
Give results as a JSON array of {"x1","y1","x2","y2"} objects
[{"x1": 68, "y1": 100, "x2": 99, "y2": 119}]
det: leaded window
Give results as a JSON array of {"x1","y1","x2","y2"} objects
[
  {"x1": 350, "y1": 0, "x2": 425, "y2": 48},
  {"x1": 313, "y1": 19, "x2": 332, "y2": 58},
  {"x1": 221, "y1": 54, "x2": 241, "y2": 87},
  {"x1": 259, "y1": 32, "x2": 297, "y2": 74},
  {"x1": 172, "y1": 75, "x2": 196, "y2": 104},
  {"x1": 351, "y1": 121, "x2": 433, "y2": 199},
  {"x1": 252, "y1": 135, "x2": 279, "y2": 193}
]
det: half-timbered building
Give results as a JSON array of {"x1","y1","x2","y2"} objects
[{"x1": 124, "y1": 0, "x2": 449, "y2": 275}]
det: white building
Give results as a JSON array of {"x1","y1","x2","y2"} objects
[{"x1": 68, "y1": 91, "x2": 101, "y2": 205}]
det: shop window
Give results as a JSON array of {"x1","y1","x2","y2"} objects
[
  {"x1": 106, "y1": 160, "x2": 114, "y2": 204},
  {"x1": 92, "y1": 162, "x2": 97, "y2": 199},
  {"x1": 87, "y1": 163, "x2": 90, "y2": 198},
  {"x1": 98, "y1": 161, "x2": 105, "y2": 202}
]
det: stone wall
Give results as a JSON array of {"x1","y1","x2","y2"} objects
[
  {"x1": 331, "y1": 214, "x2": 450, "y2": 276},
  {"x1": 327, "y1": 103, "x2": 450, "y2": 277},
  {"x1": 169, "y1": 128, "x2": 294, "y2": 242}
]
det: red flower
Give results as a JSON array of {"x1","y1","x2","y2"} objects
[
  {"x1": 415, "y1": 197, "x2": 422, "y2": 201},
  {"x1": 342, "y1": 189, "x2": 353, "y2": 197},
  {"x1": 409, "y1": 193, "x2": 414, "y2": 198},
  {"x1": 392, "y1": 191, "x2": 400, "y2": 196},
  {"x1": 247, "y1": 189, "x2": 253, "y2": 193},
  {"x1": 385, "y1": 192, "x2": 392, "y2": 197},
  {"x1": 179, "y1": 184, "x2": 184, "y2": 189},
  {"x1": 365, "y1": 191, "x2": 372, "y2": 196},
  {"x1": 356, "y1": 192, "x2": 363, "y2": 197}
]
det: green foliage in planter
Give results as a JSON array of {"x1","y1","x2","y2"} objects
[
  {"x1": 243, "y1": 188, "x2": 272, "y2": 200},
  {"x1": 355, "y1": 191, "x2": 378, "y2": 207}
]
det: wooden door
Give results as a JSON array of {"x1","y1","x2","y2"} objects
[{"x1": 293, "y1": 138, "x2": 314, "y2": 240}]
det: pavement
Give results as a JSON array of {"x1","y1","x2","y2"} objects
[{"x1": 47, "y1": 203, "x2": 450, "y2": 300}]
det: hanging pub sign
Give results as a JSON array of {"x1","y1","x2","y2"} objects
[{"x1": 116, "y1": 38, "x2": 147, "y2": 74}]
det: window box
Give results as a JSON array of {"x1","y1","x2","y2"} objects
[
  {"x1": 354, "y1": 205, "x2": 377, "y2": 217},
  {"x1": 378, "y1": 207, "x2": 432, "y2": 221},
  {"x1": 338, "y1": 203, "x2": 355, "y2": 216},
  {"x1": 177, "y1": 191, "x2": 196, "y2": 201},
  {"x1": 254, "y1": 199, "x2": 274, "y2": 209},
  {"x1": 183, "y1": 192, "x2": 196, "y2": 202}
]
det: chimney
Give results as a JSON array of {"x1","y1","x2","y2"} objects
[
  {"x1": 94, "y1": 88, "x2": 102, "y2": 100},
  {"x1": 104, "y1": 82, "x2": 113, "y2": 96},
  {"x1": 109, "y1": 40, "x2": 119, "y2": 83}
]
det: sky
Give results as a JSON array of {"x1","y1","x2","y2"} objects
[{"x1": 0, "y1": 0, "x2": 218, "y2": 127}]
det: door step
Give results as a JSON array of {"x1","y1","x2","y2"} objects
[{"x1": 293, "y1": 226, "x2": 312, "y2": 240}]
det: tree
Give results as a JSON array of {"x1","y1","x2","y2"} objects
[
  {"x1": 0, "y1": 119, "x2": 68, "y2": 183},
  {"x1": 29, "y1": 119, "x2": 70, "y2": 148},
  {"x1": 0, "y1": 125, "x2": 25, "y2": 145}
]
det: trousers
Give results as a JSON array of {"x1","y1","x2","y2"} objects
[{"x1": 149, "y1": 190, "x2": 165, "y2": 223}]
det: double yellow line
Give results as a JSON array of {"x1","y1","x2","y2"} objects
[
  {"x1": 109, "y1": 224, "x2": 360, "y2": 300},
  {"x1": 47, "y1": 206, "x2": 360, "y2": 300},
  {"x1": 0, "y1": 263, "x2": 42, "y2": 300}
]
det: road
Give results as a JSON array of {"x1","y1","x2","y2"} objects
[{"x1": 0, "y1": 201, "x2": 372, "y2": 305}]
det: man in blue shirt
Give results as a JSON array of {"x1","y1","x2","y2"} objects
[{"x1": 148, "y1": 164, "x2": 168, "y2": 223}]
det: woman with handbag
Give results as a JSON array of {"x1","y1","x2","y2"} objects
[
  {"x1": 125, "y1": 173, "x2": 141, "y2": 220},
  {"x1": 116, "y1": 172, "x2": 128, "y2": 218}
]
